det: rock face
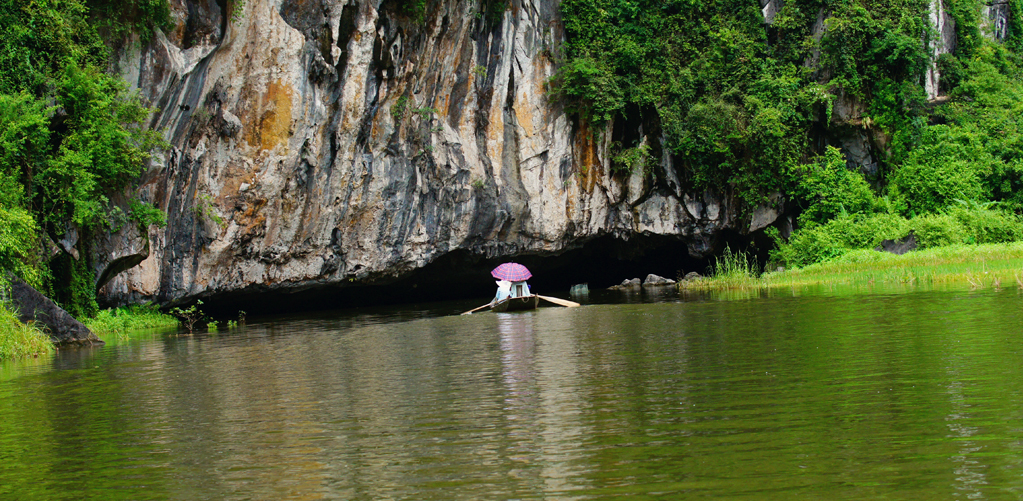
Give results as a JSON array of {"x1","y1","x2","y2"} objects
[
  {"x1": 982, "y1": 1, "x2": 1012, "y2": 41},
  {"x1": 925, "y1": 0, "x2": 957, "y2": 100},
  {"x1": 98, "y1": 0, "x2": 760, "y2": 306},
  {"x1": 8, "y1": 276, "x2": 103, "y2": 346}
]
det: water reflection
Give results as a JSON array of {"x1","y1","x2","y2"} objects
[{"x1": 2, "y1": 289, "x2": 1023, "y2": 499}]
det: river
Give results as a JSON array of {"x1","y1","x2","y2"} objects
[{"x1": 2, "y1": 285, "x2": 1022, "y2": 499}]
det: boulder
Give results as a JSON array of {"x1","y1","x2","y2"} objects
[
  {"x1": 875, "y1": 232, "x2": 918, "y2": 255},
  {"x1": 7, "y1": 275, "x2": 103, "y2": 346},
  {"x1": 609, "y1": 278, "x2": 642, "y2": 290},
  {"x1": 643, "y1": 274, "x2": 676, "y2": 286},
  {"x1": 682, "y1": 272, "x2": 703, "y2": 282}
]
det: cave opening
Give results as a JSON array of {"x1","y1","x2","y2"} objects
[{"x1": 200, "y1": 231, "x2": 771, "y2": 318}]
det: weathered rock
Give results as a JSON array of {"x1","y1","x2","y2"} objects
[
  {"x1": 748, "y1": 193, "x2": 783, "y2": 232},
  {"x1": 219, "y1": 109, "x2": 242, "y2": 138},
  {"x1": 875, "y1": 232, "x2": 918, "y2": 255},
  {"x1": 7, "y1": 276, "x2": 103, "y2": 346},
  {"x1": 924, "y1": 0, "x2": 957, "y2": 100},
  {"x1": 760, "y1": 0, "x2": 783, "y2": 25},
  {"x1": 982, "y1": 1, "x2": 1011, "y2": 42},
  {"x1": 609, "y1": 278, "x2": 642, "y2": 290},
  {"x1": 93, "y1": 194, "x2": 152, "y2": 296},
  {"x1": 91, "y1": 0, "x2": 763, "y2": 308},
  {"x1": 57, "y1": 223, "x2": 80, "y2": 260},
  {"x1": 643, "y1": 274, "x2": 676, "y2": 286},
  {"x1": 682, "y1": 272, "x2": 703, "y2": 282}
]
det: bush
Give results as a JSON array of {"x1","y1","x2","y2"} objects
[
  {"x1": 794, "y1": 146, "x2": 877, "y2": 226},
  {"x1": 888, "y1": 125, "x2": 994, "y2": 215},
  {"x1": 775, "y1": 205, "x2": 1023, "y2": 268},
  {"x1": 914, "y1": 204, "x2": 1023, "y2": 246},
  {"x1": 773, "y1": 213, "x2": 910, "y2": 268},
  {"x1": 910, "y1": 213, "x2": 966, "y2": 248}
]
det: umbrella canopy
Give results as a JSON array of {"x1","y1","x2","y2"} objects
[{"x1": 491, "y1": 262, "x2": 532, "y2": 282}]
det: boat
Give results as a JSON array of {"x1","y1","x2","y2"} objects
[
  {"x1": 457, "y1": 263, "x2": 580, "y2": 315},
  {"x1": 490, "y1": 294, "x2": 540, "y2": 312}
]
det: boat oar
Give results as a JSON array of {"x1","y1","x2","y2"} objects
[
  {"x1": 461, "y1": 303, "x2": 493, "y2": 315},
  {"x1": 537, "y1": 295, "x2": 581, "y2": 308}
]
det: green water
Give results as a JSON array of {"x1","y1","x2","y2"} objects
[{"x1": 2, "y1": 288, "x2": 1023, "y2": 499}]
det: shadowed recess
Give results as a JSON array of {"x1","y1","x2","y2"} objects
[{"x1": 197, "y1": 235, "x2": 718, "y2": 317}]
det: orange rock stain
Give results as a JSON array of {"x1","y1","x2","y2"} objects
[{"x1": 243, "y1": 79, "x2": 294, "y2": 152}]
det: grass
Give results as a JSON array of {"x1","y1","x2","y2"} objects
[
  {"x1": 85, "y1": 303, "x2": 179, "y2": 339},
  {"x1": 1, "y1": 300, "x2": 177, "y2": 360},
  {"x1": 682, "y1": 242, "x2": 1023, "y2": 293},
  {"x1": 0, "y1": 303, "x2": 55, "y2": 360}
]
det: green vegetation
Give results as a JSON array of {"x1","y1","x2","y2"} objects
[
  {"x1": 88, "y1": 0, "x2": 174, "y2": 43},
  {"x1": 84, "y1": 303, "x2": 178, "y2": 338},
  {"x1": 685, "y1": 242, "x2": 1023, "y2": 292},
  {"x1": 391, "y1": 95, "x2": 409, "y2": 123},
  {"x1": 193, "y1": 193, "x2": 225, "y2": 228},
  {"x1": 0, "y1": 0, "x2": 169, "y2": 320},
  {"x1": 169, "y1": 300, "x2": 206, "y2": 334},
  {"x1": 0, "y1": 302, "x2": 54, "y2": 360},
  {"x1": 558, "y1": 0, "x2": 1023, "y2": 269},
  {"x1": 231, "y1": 0, "x2": 246, "y2": 23}
]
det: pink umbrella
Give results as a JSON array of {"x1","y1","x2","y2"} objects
[{"x1": 491, "y1": 263, "x2": 532, "y2": 282}]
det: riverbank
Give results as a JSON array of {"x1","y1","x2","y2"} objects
[
  {"x1": 83, "y1": 304, "x2": 179, "y2": 339},
  {"x1": 0, "y1": 302, "x2": 178, "y2": 361},
  {"x1": 683, "y1": 242, "x2": 1023, "y2": 291}
]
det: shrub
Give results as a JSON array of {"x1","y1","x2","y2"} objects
[
  {"x1": 910, "y1": 213, "x2": 966, "y2": 248},
  {"x1": 794, "y1": 146, "x2": 877, "y2": 226},
  {"x1": 775, "y1": 205, "x2": 1023, "y2": 268},
  {"x1": 888, "y1": 125, "x2": 994, "y2": 216},
  {"x1": 772, "y1": 213, "x2": 910, "y2": 268}
]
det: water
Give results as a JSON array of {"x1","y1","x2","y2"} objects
[{"x1": 2, "y1": 287, "x2": 1023, "y2": 499}]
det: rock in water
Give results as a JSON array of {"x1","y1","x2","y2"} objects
[
  {"x1": 643, "y1": 274, "x2": 676, "y2": 286},
  {"x1": 608, "y1": 278, "x2": 642, "y2": 290},
  {"x1": 7, "y1": 276, "x2": 103, "y2": 346},
  {"x1": 682, "y1": 272, "x2": 703, "y2": 282}
]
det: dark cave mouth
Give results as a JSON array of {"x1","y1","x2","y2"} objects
[{"x1": 200, "y1": 232, "x2": 767, "y2": 317}]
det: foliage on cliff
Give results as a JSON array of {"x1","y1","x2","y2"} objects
[
  {"x1": 557, "y1": 0, "x2": 1023, "y2": 268},
  {"x1": 0, "y1": 0, "x2": 168, "y2": 317}
]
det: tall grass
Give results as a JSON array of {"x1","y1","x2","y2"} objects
[
  {"x1": 85, "y1": 303, "x2": 178, "y2": 338},
  {"x1": 0, "y1": 303, "x2": 55, "y2": 360},
  {"x1": 683, "y1": 246, "x2": 760, "y2": 290}
]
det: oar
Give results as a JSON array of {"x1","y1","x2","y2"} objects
[
  {"x1": 537, "y1": 295, "x2": 581, "y2": 308},
  {"x1": 461, "y1": 303, "x2": 493, "y2": 315}
]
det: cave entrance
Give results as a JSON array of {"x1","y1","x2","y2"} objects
[{"x1": 200, "y1": 233, "x2": 768, "y2": 317}]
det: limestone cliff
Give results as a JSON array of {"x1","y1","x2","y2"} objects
[{"x1": 97, "y1": 0, "x2": 760, "y2": 306}]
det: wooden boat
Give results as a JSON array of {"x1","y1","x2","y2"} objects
[{"x1": 491, "y1": 294, "x2": 540, "y2": 312}]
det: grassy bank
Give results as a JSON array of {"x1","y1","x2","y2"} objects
[
  {"x1": 84, "y1": 304, "x2": 178, "y2": 339},
  {"x1": 0, "y1": 303, "x2": 55, "y2": 360},
  {"x1": 684, "y1": 242, "x2": 1023, "y2": 292},
  {"x1": 0, "y1": 302, "x2": 178, "y2": 361}
]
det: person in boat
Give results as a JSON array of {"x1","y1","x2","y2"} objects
[{"x1": 492, "y1": 280, "x2": 512, "y2": 305}]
